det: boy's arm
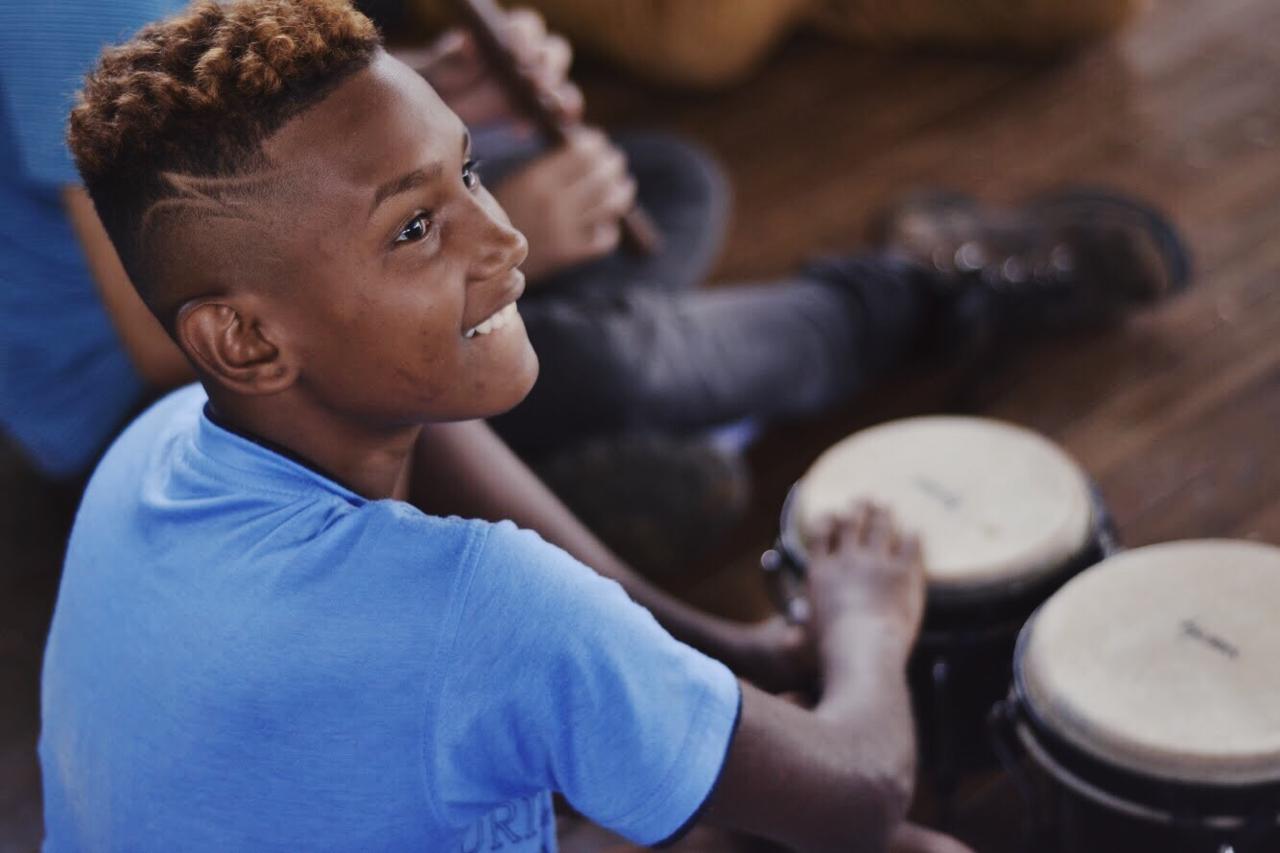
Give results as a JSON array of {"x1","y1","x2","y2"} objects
[
  {"x1": 410, "y1": 418, "x2": 809, "y2": 692},
  {"x1": 62, "y1": 187, "x2": 194, "y2": 389},
  {"x1": 704, "y1": 507, "x2": 926, "y2": 853}
]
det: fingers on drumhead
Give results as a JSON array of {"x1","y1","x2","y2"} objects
[
  {"x1": 807, "y1": 500, "x2": 915, "y2": 554},
  {"x1": 864, "y1": 502, "x2": 895, "y2": 547},
  {"x1": 843, "y1": 498, "x2": 888, "y2": 544},
  {"x1": 803, "y1": 513, "x2": 842, "y2": 554}
]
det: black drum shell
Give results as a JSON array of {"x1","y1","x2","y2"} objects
[
  {"x1": 910, "y1": 528, "x2": 1111, "y2": 773},
  {"x1": 994, "y1": 622, "x2": 1280, "y2": 852}
]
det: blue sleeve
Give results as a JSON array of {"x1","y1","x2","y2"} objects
[
  {"x1": 0, "y1": 1, "x2": 176, "y2": 185},
  {"x1": 426, "y1": 521, "x2": 742, "y2": 846}
]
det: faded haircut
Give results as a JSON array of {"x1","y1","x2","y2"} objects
[{"x1": 67, "y1": 0, "x2": 381, "y2": 319}]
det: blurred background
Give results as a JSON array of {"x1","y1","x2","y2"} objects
[{"x1": 4, "y1": 0, "x2": 1280, "y2": 850}]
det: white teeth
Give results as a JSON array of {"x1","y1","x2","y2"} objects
[{"x1": 463, "y1": 302, "x2": 520, "y2": 339}]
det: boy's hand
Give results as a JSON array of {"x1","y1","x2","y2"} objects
[
  {"x1": 491, "y1": 127, "x2": 637, "y2": 282},
  {"x1": 397, "y1": 8, "x2": 584, "y2": 130},
  {"x1": 804, "y1": 502, "x2": 926, "y2": 666}
]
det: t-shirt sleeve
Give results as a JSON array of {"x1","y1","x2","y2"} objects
[
  {"x1": 426, "y1": 521, "x2": 742, "y2": 846},
  {"x1": 0, "y1": 2, "x2": 173, "y2": 185}
]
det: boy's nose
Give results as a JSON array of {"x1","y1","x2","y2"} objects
[{"x1": 468, "y1": 209, "x2": 529, "y2": 282}]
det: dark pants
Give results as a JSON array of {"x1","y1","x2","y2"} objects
[{"x1": 475, "y1": 128, "x2": 927, "y2": 456}]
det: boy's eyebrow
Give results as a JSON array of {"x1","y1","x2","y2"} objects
[
  {"x1": 370, "y1": 163, "x2": 443, "y2": 216},
  {"x1": 368, "y1": 132, "x2": 471, "y2": 218}
]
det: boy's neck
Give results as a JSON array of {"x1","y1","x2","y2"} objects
[{"x1": 207, "y1": 390, "x2": 419, "y2": 501}]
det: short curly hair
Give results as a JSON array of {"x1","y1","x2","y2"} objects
[{"x1": 68, "y1": 0, "x2": 380, "y2": 314}]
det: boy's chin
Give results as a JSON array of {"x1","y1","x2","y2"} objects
[
  {"x1": 496, "y1": 356, "x2": 540, "y2": 414},
  {"x1": 461, "y1": 352, "x2": 540, "y2": 420}
]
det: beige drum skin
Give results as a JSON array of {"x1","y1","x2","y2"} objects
[
  {"x1": 1019, "y1": 539, "x2": 1280, "y2": 787},
  {"x1": 791, "y1": 416, "x2": 1094, "y2": 602}
]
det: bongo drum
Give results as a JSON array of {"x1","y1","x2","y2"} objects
[
  {"x1": 761, "y1": 416, "x2": 1117, "y2": 792},
  {"x1": 993, "y1": 540, "x2": 1280, "y2": 853}
]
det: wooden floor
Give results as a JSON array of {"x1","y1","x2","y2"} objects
[
  {"x1": 3, "y1": 0, "x2": 1280, "y2": 849},
  {"x1": 576, "y1": 1, "x2": 1280, "y2": 849}
]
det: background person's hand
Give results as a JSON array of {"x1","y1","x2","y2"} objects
[
  {"x1": 803, "y1": 502, "x2": 926, "y2": 661},
  {"x1": 396, "y1": 7, "x2": 583, "y2": 130},
  {"x1": 491, "y1": 127, "x2": 637, "y2": 281}
]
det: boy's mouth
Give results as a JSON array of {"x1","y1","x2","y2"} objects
[{"x1": 463, "y1": 302, "x2": 520, "y2": 339}]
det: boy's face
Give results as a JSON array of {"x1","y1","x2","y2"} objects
[{"x1": 222, "y1": 50, "x2": 537, "y2": 424}]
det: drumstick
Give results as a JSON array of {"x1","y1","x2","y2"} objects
[{"x1": 446, "y1": 0, "x2": 664, "y2": 256}]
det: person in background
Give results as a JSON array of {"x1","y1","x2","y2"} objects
[
  {"x1": 370, "y1": 2, "x2": 1189, "y2": 574},
  {"x1": 0, "y1": 1, "x2": 1186, "y2": 579}
]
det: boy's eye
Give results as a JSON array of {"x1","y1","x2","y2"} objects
[
  {"x1": 462, "y1": 159, "x2": 481, "y2": 190},
  {"x1": 395, "y1": 212, "x2": 431, "y2": 245}
]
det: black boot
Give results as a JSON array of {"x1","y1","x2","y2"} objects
[{"x1": 868, "y1": 187, "x2": 1192, "y2": 357}]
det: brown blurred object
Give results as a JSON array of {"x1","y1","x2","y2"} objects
[
  {"x1": 412, "y1": 0, "x2": 810, "y2": 88},
  {"x1": 498, "y1": 0, "x2": 811, "y2": 89},
  {"x1": 411, "y1": 0, "x2": 1149, "y2": 89},
  {"x1": 808, "y1": 0, "x2": 1152, "y2": 52}
]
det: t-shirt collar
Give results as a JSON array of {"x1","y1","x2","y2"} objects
[{"x1": 195, "y1": 402, "x2": 368, "y2": 505}]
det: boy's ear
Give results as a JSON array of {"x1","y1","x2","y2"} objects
[{"x1": 176, "y1": 299, "x2": 298, "y2": 395}]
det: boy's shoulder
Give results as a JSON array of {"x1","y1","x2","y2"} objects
[{"x1": 94, "y1": 384, "x2": 580, "y2": 577}]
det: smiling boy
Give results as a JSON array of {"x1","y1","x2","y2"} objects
[{"x1": 37, "y1": 2, "x2": 974, "y2": 851}]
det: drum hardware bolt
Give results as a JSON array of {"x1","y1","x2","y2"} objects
[
  {"x1": 759, "y1": 548, "x2": 786, "y2": 617},
  {"x1": 786, "y1": 596, "x2": 811, "y2": 625},
  {"x1": 760, "y1": 547, "x2": 810, "y2": 624},
  {"x1": 1088, "y1": 486, "x2": 1122, "y2": 558}
]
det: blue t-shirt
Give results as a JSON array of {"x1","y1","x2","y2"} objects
[
  {"x1": 40, "y1": 385, "x2": 741, "y2": 851},
  {"x1": 0, "y1": 2, "x2": 184, "y2": 477}
]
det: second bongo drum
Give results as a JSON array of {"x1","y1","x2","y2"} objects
[
  {"x1": 994, "y1": 540, "x2": 1280, "y2": 853},
  {"x1": 762, "y1": 416, "x2": 1117, "y2": 789}
]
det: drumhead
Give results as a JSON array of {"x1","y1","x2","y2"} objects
[
  {"x1": 1018, "y1": 539, "x2": 1280, "y2": 787},
  {"x1": 788, "y1": 416, "x2": 1094, "y2": 601}
]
